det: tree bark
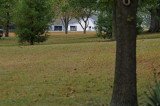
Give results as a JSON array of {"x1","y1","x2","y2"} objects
[
  {"x1": 83, "y1": 19, "x2": 89, "y2": 34},
  {"x1": 77, "y1": 17, "x2": 89, "y2": 34},
  {"x1": 5, "y1": 12, "x2": 9, "y2": 37},
  {"x1": 83, "y1": 28, "x2": 86, "y2": 34},
  {"x1": 65, "y1": 23, "x2": 68, "y2": 34},
  {"x1": 30, "y1": 40, "x2": 34, "y2": 45},
  {"x1": 112, "y1": 0, "x2": 116, "y2": 40},
  {"x1": 110, "y1": 0, "x2": 138, "y2": 106},
  {"x1": 64, "y1": 18, "x2": 69, "y2": 35},
  {"x1": 148, "y1": 9, "x2": 160, "y2": 33},
  {"x1": 60, "y1": 16, "x2": 71, "y2": 35}
]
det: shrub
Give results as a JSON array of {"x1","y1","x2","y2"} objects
[
  {"x1": 137, "y1": 16, "x2": 144, "y2": 35},
  {"x1": 146, "y1": 81, "x2": 160, "y2": 106},
  {"x1": 14, "y1": 0, "x2": 54, "y2": 45},
  {"x1": 95, "y1": 6, "x2": 112, "y2": 39}
]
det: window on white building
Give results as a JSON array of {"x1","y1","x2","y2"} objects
[
  {"x1": 54, "y1": 26, "x2": 62, "y2": 31},
  {"x1": 89, "y1": 26, "x2": 92, "y2": 31},
  {"x1": 70, "y1": 26, "x2": 77, "y2": 31}
]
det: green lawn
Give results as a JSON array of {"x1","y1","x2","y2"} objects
[
  {"x1": 0, "y1": 33, "x2": 160, "y2": 106},
  {"x1": 1, "y1": 32, "x2": 160, "y2": 46}
]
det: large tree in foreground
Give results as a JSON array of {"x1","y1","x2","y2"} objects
[
  {"x1": 15, "y1": 0, "x2": 54, "y2": 45},
  {"x1": 110, "y1": 0, "x2": 138, "y2": 106}
]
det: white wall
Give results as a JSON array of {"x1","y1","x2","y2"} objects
[{"x1": 50, "y1": 18, "x2": 96, "y2": 32}]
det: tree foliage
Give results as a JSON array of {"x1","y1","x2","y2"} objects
[
  {"x1": 139, "y1": 0, "x2": 160, "y2": 32},
  {"x1": 0, "y1": 0, "x2": 16, "y2": 37},
  {"x1": 14, "y1": 0, "x2": 54, "y2": 45},
  {"x1": 95, "y1": 6, "x2": 112, "y2": 39}
]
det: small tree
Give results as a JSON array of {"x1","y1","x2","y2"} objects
[
  {"x1": 54, "y1": 0, "x2": 73, "y2": 34},
  {"x1": 70, "y1": 0, "x2": 97, "y2": 34},
  {"x1": 15, "y1": 0, "x2": 54, "y2": 45}
]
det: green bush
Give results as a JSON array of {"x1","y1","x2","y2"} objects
[
  {"x1": 95, "y1": 6, "x2": 112, "y2": 39},
  {"x1": 146, "y1": 82, "x2": 160, "y2": 106},
  {"x1": 137, "y1": 16, "x2": 144, "y2": 35},
  {"x1": 14, "y1": 0, "x2": 54, "y2": 45},
  {"x1": 35, "y1": 35, "x2": 49, "y2": 43}
]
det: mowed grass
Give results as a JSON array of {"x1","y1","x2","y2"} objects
[
  {"x1": 1, "y1": 32, "x2": 160, "y2": 46},
  {"x1": 0, "y1": 33, "x2": 160, "y2": 106},
  {"x1": 0, "y1": 34, "x2": 102, "y2": 46}
]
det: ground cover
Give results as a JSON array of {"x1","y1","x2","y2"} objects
[{"x1": 0, "y1": 33, "x2": 160, "y2": 105}]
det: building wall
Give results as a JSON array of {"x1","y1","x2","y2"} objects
[{"x1": 50, "y1": 18, "x2": 96, "y2": 32}]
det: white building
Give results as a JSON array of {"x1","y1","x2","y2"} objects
[{"x1": 50, "y1": 17, "x2": 97, "y2": 32}]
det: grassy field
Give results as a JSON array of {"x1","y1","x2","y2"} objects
[
  {"x1": 1, "y1": 32, "x2": 160, "y2": 46},
  {"x1": 0, "y1": 33, "x2": 160, "y2": 106}
]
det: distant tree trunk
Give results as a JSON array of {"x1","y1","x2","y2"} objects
[
  {"x1": 65, "y1": 22, "x2": 69, "y2": 34},
  {"x1": 60, "y1": 16, "x2": 72, "y2": 35},
  {"x1": 112, "y1": 1, "x2": 116, "y2": 40},
  {"x1": 30, "y1": 38, "x2": 34, "y2": 45},
  {"x1": 5, "y1": 12, "x2": 9, "y2": 37},
  {"x1": 83, "y1": 27, "x2": 87, "y2": 34},
  {"x1": 110, "y1": 0, "x2": 138, "y2": 106},
  {"x1": 148, "y1": 9, "x2": 160, "y2": 32},
  {"x1": 78, "y1": 18, "x2": 89, "y2": 34},
  {"x1": 30, "y1": 41, "x2": 34, "y2": 45},
  {"x1": 83, "y1": 20, "x2": 88, "y2": 34}
]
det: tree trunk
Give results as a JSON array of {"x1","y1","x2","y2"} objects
[
  {"x1": 30, "y1": 34, "x2": 34, "y2": 45},
  {"x1": 61, "y1": 16, "x2": 72, "y2": 35},
  {"x1": 65, "y1": 24, "x2": 68, "y2": 34},
  {"x1": 30, "y1": 40, "x2": 34, "y2": 45},
  {"x1": 5, "y1": 12, "x2": 9, "y2": 37},
  {"x1": 83, "y1": 21, "x2": 88, "y2": 34},
  {"x1": 112, "y1": 1, "x2": 116, "y2": 40},
  {"x1": 110, "y1": 0, "x2": 138, "y2": 106},
  {"x1": 64, "y1": 18, "x2": 69, "y2": 35},
  {"x1": 148, "y1": 9, "x2": 160, "y2": 33},
  {"x1": 83, "y1": 28, "x2": 86, "y2": 34}
]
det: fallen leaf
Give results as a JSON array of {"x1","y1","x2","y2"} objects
[
  {"x1": 89, "y1": 73, "x2": 92, "y2": 76},
  {"x1": 66, "y1": 93, "x2": 69, "y2": 97},
  {"x1": 67, "y1": 86, "x2": 72, "y2": 91},
  {"x1": 32, "y1": 99, "x2": 38, "y2": 102},
  {"x1": 71, "y1": 89, "x2": 75, "y2": 93}
]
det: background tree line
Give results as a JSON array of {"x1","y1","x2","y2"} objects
[{"x1": 0, "y1": 0, "x2": 160, "y2": 44}]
